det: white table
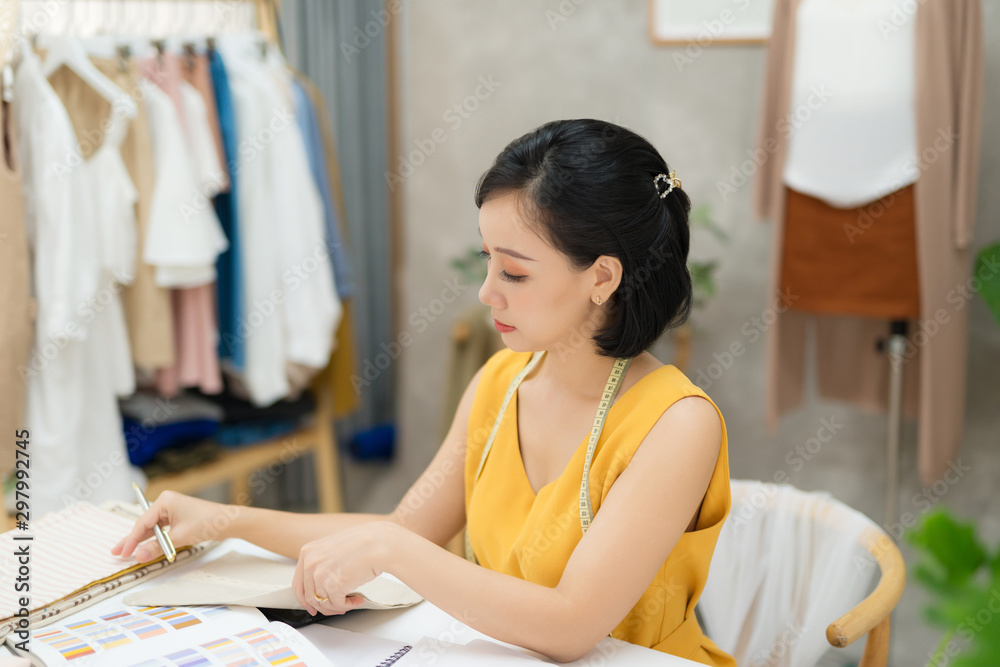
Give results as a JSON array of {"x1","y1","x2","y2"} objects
[
  {"x1": 37, "y1": 538, "x2": 702, "y2": 666},
  {"x1": 312, "y1": 592, "x2": 702, "y2": 666}
]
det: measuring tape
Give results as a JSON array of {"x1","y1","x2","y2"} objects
[{"x1": 466, "y1": 351, "x2": 633, "y2": 563}]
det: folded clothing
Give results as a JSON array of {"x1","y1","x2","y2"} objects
[
  {"x1": 120, "y1": 390, "x2": 225, "y2": 424},
  {"x1": 124, "y1": 417, "x2": 220, "y2": 467},
  {"x1": 193, "y1": 385, "x2": 316, "y2": 423}
]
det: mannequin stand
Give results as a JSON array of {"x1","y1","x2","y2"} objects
[{"x1": 883, "y1": 320, "x2": 908, "y2": 530}]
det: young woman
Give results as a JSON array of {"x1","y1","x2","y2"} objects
[{"x1": 113, "y1": 119, "x2": 734, "y2": 666}]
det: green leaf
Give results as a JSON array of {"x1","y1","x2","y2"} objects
[
  {"x1": 975, "y1": 242, "x2": 1000, "y2": 326},
  {"x1": 690, "y1": 204, "x2": 728, "y2": 242},
  {"x1": 912, "y1": 560, "x2": 949, "y2": 589},
  {"x1": 906, "y1": 509, "x2": 987, "y2": 587}
]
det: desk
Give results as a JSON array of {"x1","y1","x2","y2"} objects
[{"x1": 36, "y1": 538, "x2": 700, "y2": 666}]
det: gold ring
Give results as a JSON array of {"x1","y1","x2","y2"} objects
[{"x1": 314, "y1": 593, "x2": 328, "y2": 602}]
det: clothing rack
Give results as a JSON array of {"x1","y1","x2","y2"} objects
[{"x1": 2, "y1": 0, "x2": 347, "y2": 529}]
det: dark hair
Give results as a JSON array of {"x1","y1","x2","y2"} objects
[{"x1": 474, "y1": 119, "x2": 692, "y2": 359}]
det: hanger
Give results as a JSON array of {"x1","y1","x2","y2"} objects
[
  {"x1": 2, "y1": 64, "x2": 13, "y2": 103},
  {"x1": 40, "y1": 36, "x2": 138, "y2": 118}
]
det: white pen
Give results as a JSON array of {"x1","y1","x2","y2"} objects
[{"x1": 132, "y1": 482, "x2": 176, "y2": 563}]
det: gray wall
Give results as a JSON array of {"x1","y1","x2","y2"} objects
[{"x1": 351, "y1": 2, "x2": 999, "y2": 664}]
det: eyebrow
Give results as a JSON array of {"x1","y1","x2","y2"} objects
[{"x1": 478, "y1": 228, "x2": 536, "y2": 261}]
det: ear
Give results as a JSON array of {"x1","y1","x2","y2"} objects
[{"x1": 592, "y1": 255, "x2": 623, "y2": 297}]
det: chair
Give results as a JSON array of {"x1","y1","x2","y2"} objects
[{"x1": 698, "y1": 480, "x2": 905, "y2": 667}]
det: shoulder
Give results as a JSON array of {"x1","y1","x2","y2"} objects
[
  {"x1": 635, "y1": 392, "x2": 724, "y2": 497},
  {"x1": 626, "y1": 357, "x2": 724, "y2": 477}
]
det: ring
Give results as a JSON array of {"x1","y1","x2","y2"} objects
[{"x1": 314, "y1": 593, "x2": 328, "y2": 602}]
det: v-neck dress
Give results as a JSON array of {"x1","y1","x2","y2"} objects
[{"x1": 464, "y1": 349, "x2": 734, "y2": 666}]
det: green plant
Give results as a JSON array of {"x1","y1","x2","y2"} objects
[
  {"x1": 905, "y1": 508, "x2": 1000, "y2": 666},
  {"x1": 688, "y1": 203, "x2": 727, "y2": 310},
  {"x1": 450, "y1": 203, "x2": 729, "y2": 312},
  {"x1": 975, "y1": 242, "x2": 1000, "y2": 326}
]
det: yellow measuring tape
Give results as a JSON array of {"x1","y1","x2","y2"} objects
[{"x1": 466, "y1": 351, "x2": 632, "y2": 563}]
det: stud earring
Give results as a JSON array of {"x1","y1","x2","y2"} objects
[{"x1": 595, "y1": 295, "x2": 603, "y2": 305}]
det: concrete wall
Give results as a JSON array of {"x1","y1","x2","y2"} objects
[{"x1": 348, "y1": 3, "x2": 1000, "y2": 664}]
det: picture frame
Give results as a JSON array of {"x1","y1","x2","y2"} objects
[{"x1": 648, "y1": 0, "x2": 775, "y2": 46}]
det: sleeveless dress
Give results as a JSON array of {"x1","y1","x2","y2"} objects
[{"x1": 464, "y1": 349, "x2": 735, "y2": 666}]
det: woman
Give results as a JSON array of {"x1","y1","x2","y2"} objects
[{"x1": 113, "y1": 119, "x2": 734, "y2": 666}]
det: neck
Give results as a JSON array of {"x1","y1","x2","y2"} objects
[{"x1": 533, "y1": 344, "x2": 624, "y2": 403}]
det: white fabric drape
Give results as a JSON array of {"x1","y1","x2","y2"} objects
[{"x1": 699, "y1": 481, "x2": 880, "y2": 667}]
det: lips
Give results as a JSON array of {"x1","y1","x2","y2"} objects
[{"x1": 493, "y1": 318, "x2": 515, "y2": 332}]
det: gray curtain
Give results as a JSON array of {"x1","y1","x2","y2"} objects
[
  {"x1": 267, "y1": 0, "x2": 394, "y2": 511},
  {"x1": 279, "y1": 0, "x2": 395, "y2": 433}
]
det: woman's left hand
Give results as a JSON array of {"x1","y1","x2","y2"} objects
[{"x1": 291, "y1": 520, "x2": 398, "y2": 616}]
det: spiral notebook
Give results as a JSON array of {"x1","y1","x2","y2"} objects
[{"x1": 375, "y1": 645, "x2": 412, "y2": 666}]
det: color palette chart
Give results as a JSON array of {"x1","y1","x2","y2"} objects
[
  {"x1": 34, "y1": 605, "x2": 230, "y2": 661},
  {"x1": 124, "y1": 625, "x2": 309, "y2": 666}
]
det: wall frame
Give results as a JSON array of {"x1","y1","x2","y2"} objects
[{"x1": 648, "y1": 0, "x2": 775, "y2": 46}]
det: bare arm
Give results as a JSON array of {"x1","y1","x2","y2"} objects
[{"x1": 115, "y1": 368, "x2": 481, "y2": 561}]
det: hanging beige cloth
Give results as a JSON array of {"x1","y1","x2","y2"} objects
[{"x1": 753, "y1": 0, "x2": 984, "y2": 485}]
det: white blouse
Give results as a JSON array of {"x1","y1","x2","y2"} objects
[
  {"x1": 216, "y1": 33, "x2": 341, "y2": 406},
  {"x1": 782, "y1": 0, "x2": 919, "y2": 208},
  {"x1": 140, "y1": 77, "x2": 228, "y2": 288},
  {"x1": 16, "y1": 46, "x2": 142, "y2": 516}
]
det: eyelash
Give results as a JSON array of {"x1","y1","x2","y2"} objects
[{"x1": 478, "y1": 250, "x2": 526, "y2": 283}]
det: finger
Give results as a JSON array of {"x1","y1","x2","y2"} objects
[
  {"x1": 114, "y1": 500, "x2": 171, "y2": 558},
  {"x1": 292, "y1": 560, "x2": 310, "y2": 613},
  {"x1": 295, "y1": 556, "x2": 319, "y2": 616},
  {"x1": 133, "y1": 537, "x2": 163, "y2": 563}
]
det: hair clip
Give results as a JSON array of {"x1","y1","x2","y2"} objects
[{"x1": 653, "y1": 171, "x2": 681, "y2": 199}]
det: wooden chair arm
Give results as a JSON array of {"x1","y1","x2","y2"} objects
[{"x1": 826, "y1": 527, "x2": 906, "y2": 648}]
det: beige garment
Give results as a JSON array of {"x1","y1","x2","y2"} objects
[
  {"x1": 95, "y1": 57, "x2": 176, "y2": 369},
  {"x1": 122, "y1": 551, "x2": 423, "y2": 611},
  {"x1": 754, "y1": 0, "x2": 983, "y2": 484},
  {"x1": 0, "y1": 100, "x2": 33, "y2": 480},
  {"x1": 47, "y1": 59, "x2": 175, "y2": 369}
]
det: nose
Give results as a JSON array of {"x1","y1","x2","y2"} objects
[{"x1": 479, "y1": 267, "x2": 504, "y2": 309}]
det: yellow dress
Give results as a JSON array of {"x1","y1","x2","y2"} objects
[{"x1": 464, "y1": 349, "x2": 735, "y2": 666}]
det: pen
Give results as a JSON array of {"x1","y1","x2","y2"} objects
[{"x1": 132, "y1": 482, "x2": 176, "y2": 563}]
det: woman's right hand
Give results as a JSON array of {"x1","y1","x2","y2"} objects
[{"x1": 111, "y1": 490, "x2": 238, "y2": 562}]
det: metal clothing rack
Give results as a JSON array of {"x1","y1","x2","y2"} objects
[{"x1": 1, "y1": 0, "x2": 345, "y2": 526}]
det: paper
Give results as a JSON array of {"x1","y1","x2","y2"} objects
[
  {"x1": 18, "y1": 595, "x2": 332, "y2": 667},
  {"x1": 391, "y1": 637, "x2": 543, "y2": 665},
  {"x1": 0, "y1": 503, "x2": 142, "y2": 620},
  {"x1": 299, "y1": 625, "x2": 412, "y2": 665},
  {"x1": 122, "y1": 551, "x2": 424, "y2": 611}
]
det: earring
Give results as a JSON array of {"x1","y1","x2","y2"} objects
[{"x1": 595, "y1": 295, "x2": 603, "y2": 305}]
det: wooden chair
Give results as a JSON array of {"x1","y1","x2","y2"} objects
[
  {"x1": 826, "y1": 525, "x2": 906, "y2": 666},
  {"x1": 699, "y1": 480, "x2": 906, "y2": 667}
]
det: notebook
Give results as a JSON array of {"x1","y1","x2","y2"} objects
[
  {"x1": 0, "y1": 501, "x2": 214, "y2": 644},
  {"x1": 9, "y1": 596, "x2": 333, "y2": 667},
  {"x1": 14, "y1": 595, "x2": 430, "y2": 667}
]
